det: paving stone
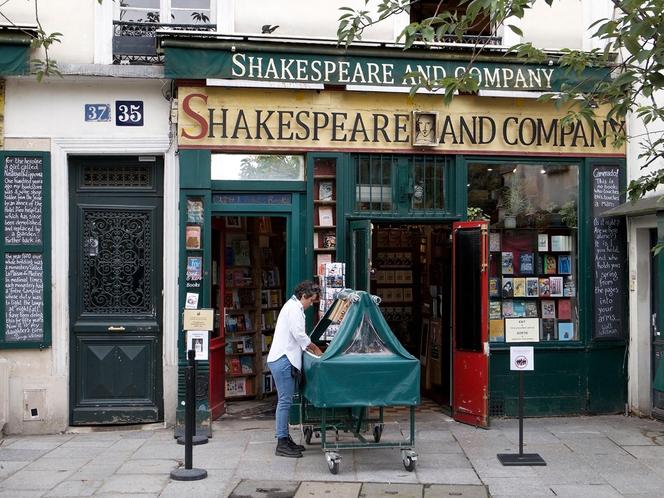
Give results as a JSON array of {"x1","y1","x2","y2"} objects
[
  {"x1": 229, "y1": 479, "x2": 300, "y2": 498},
  {"x1": 0, "y1": 469, "x2": 73, "y2": 490},
  {"x1": 43, "y1": 479, "x2": 102, "y2": 497},
  {"x1": 359, "y1": 482, "x2": 423, "y2": 498},
  {"x1": 24, "y1": 457, "x2": 90, "y2": 472},
  {"x1": 0, "y1": 449, "x2": 48, "y2": 461},
  {"x1": 424, "y1": 484, "x2": 489, "y2": 497},
  {"x1": 160, "y1": 469, "x2": 233, "y2": 498},
  {"x1": 96, "y1": 473, "x2": 169, "y2": 494},
  {"x1": 294, "y1": 481, "x2": 361, "y2": 498},
  {"x1": 115, "y1": 458, "x2": 179, "y2": 474},
  {"x1": 547, "y1": 484, "x2": 622, "y2": 497},
  {"x1": 482, "y1": 477, "x2": 556, "y2": 496},
  {"x1": 0, "y1": 490, "x2": 45, "y2": 497}
]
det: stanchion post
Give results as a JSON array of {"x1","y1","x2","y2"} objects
[{"x1": 170, "y1": 350, "x2": 207, "y2": 481}]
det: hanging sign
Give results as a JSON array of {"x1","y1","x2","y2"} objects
[{"x1": 510, "y1": 346, "x2": 534, "y2": 371}]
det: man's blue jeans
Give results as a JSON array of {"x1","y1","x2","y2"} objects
[{"x1": 268, "y1": 354, "x2": 295, "y2": 439}]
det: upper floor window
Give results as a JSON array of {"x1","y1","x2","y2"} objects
[
  {"x1": 409, "y1": 0, "x2": 498, "y2": 44},
  {"x1": 117, "y1": 0, "x2": 212, "y2": 24}
]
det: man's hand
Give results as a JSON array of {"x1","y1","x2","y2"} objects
[{"x1": 307, "y1": 343, "x2": 323, "y2": 356}]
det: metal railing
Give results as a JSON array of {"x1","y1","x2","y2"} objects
[{"x1": 112, "y1": 21, "x2": 216, "y2": 65}]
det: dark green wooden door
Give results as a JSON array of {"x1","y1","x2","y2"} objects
[
  {"x1": 349, "y1": 220, "x2": 372, "y2": 291},
  {"x1": 69, "y1": 157, "x2": 163, "y2": 425}
]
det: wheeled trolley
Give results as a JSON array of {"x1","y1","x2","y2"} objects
[{"x1": 299, "y1": 290, "x2": 420, "y2": 474}]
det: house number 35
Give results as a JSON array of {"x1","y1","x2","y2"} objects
[{"x1": 115, "y1": 101, "x2": 144, "y2": 126}]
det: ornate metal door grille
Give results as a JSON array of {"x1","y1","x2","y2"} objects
[
  {"x1": 81, "y1": 165, "x2": 153, "y2": 189},
  {"x1": 82, "y1": 209, "x2": 152, "y2": 314}
]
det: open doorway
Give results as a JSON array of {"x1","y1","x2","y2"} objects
[
  {"x1": 368, "y1": 222, "x2": 454, "y2": 408},
  {"x1": 209, "y1": 215, "x2": 287, "y2": 419}
]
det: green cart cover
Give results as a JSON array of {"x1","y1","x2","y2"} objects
[{"x1": 302, "y1": 290, "x2": 420, "y2": 408}]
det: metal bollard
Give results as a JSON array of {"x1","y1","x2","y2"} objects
[{"x1": 170, "y1": 350, "x2": 207, "y2": 481}]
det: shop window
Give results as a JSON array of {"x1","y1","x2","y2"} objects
[
  {"x1": 468, "y1": 162, "x2": 579, "y2": 344},
  {"x1": 354, "y1": 154, "x2": 448, "y2": 214},
  {"x1": 211, "y1": 154, "x2": 305, "y2": 181},
  {"x1": 117, "y1": 0, "x2": 212, "y2": 24}
]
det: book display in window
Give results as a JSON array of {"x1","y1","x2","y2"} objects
[
  {"x1": 488, "y1": 228, "x2": 578, "y2": 342},
  {"x1": 312, "y1": 158, "x2": 338, "y2": 288}
]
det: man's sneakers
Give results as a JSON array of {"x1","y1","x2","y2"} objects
[{"x1": 275, "y1": 437, "x2": 302, "y2": 458}]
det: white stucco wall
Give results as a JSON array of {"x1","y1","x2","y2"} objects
[
  {"x1": 1, "y1": 77, "x2": 178, "y2": 434},
  {"x1": 520, "y1": 0, "x2": 583, "y2": 50},
  {"x1": 3, "y1": 0, "x2": 95, "y2": 64}
]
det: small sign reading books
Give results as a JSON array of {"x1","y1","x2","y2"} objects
[{"x1": 505, "y1": 317, "x2": 540, "y2": 343}]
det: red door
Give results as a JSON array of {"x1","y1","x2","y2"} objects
[{"x1": 452, "y1": 221, "x2": 489, "y2": 427}]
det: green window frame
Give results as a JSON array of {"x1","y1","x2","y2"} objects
[
  {"x1": 0, "y1": 151, "x2": 51, "y2": 349},
  {"x1": 352, "y1": 154, "x2": 452, "y2": 217}
]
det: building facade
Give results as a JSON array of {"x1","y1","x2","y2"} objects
[{"x1": 0, "y1": 0, "x2": 657, "y2": 435}]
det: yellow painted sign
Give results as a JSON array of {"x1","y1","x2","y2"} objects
[{"x1": 177, "y1": 87, "x2": 625, "y2": 156}]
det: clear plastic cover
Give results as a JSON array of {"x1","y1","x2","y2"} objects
[{"x1": 342, "y1": 313, "x2": 393, "y2": 355}]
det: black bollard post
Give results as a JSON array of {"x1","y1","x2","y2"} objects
[
  {"x1": 170, "y1": 350, "x2": 207, "y2": 481},
  {"x1": 177, "y1": 348, "x2": 208, "y2": 446}
]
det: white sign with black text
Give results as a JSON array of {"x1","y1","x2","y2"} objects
[
  {"x1": 510, "y1": 346, "x2": 534, "y2": 371},
  {"x1": 505, "y1": 317, "x2": 540, "y2": 343},
  {"x1": 186, "y1": 330, "x2": 209, "y2": 361}
]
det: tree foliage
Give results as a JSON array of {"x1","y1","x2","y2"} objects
[{"x1": 338, "y1": 0, "x2": 664, "y2": 203}]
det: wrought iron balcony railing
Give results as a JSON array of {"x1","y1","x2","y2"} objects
[{"x1": 113, "y1": 21, "x2": 216, "y2": 65}]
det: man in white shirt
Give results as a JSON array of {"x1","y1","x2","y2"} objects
[{"x1": 267, "y1": 281, "x2": 323, "y2": 458}]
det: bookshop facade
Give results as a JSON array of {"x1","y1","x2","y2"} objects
[{"x1": 165, "y1": 39, "x2": 627, "y2": 423}]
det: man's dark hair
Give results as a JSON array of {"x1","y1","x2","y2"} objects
[{"x1": 294, "y1": 280, "x2": 320, "y2": 299}]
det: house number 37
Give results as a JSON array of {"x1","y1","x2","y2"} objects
[{"x1": 115, "y1": 101, "x2": 144, "y2": 126}]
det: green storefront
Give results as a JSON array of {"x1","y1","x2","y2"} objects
[{"x1": 161, "y1": 35, "x2": 627, "y2": 428}]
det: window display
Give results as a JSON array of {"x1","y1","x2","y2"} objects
[{"x1": 468, "y1": 162, "x2": 579, "y2": 343}]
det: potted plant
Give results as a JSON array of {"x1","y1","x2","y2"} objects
[
  {"x1": 467, "y1": 206, "x2": 489, "y2": 221},
  {"x1": 502, "y1": 176, "x2": 532, "y2": 228},
  {"x1": 560, "y1": 200, "x2": 577, "y2": 228}
]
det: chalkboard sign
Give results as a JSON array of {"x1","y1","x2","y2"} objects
[
  {"x1": 4, "y1": 156, "x2": 43, "y2": 245},
  {"x1": 4, "y1": 252, "x2": 44, "y2": 342},
  {"x1": 591, "y1": 165, "x2": 627, "y2": 339}
]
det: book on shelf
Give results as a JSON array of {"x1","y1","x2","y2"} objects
[
  {"x1": 526, "y1": 277, "x2": 539, "y2": 297},
  {"x1": 549, "y1": 276, "x2": 563, "y2": 296},
  {"x1": 563, "y1": 276, "x2": 576, "y2": 297},
  {"x1": 240, "y1": 356, "x2": 254, "y2": 374},
  {"x1": 322, "y1": 231, "x2": 336, "y2": 248},
  {"x1": 261, "y1": 333, "x2": 273, "y2": 352},
  {"x1": 558, "y1": 321, "x2": 574, "y2": 341},
  {"x1": 541, "y1": 318, "x2": 557, "y2": 341},
  {"x1": 513, "y1": 278, "x2": 526, "y2": 297},
  {"x1": 541, "y1": 300, "x2": 556, "y2": 319},
  {"x1": 557, "y1": 299, "x2": 572, "y2": 320},
  {"x1": 518, "y1": 252, "x2": 534, "y2": 274},
  {"x1": 261, "y1": 269, "x2": 280, "y2": 288},
  {"x1": 243, "y1": 336, "x2": 255, "y2": 353},
  {"x1": 544, "y1": 254, "x2": 557, "y2": 274},
  {"x1": 324, "y1": 262, "x2": 345, "y2": 288},
  {"x1": 489, "y1": 301, "x2": 502, "y2": 319},
  {"x1": 512, "y1": 300, "x2": 526, "y2": 318},
  {"x1": 230, "y1": 357, "x2": 242, "y2": 375},
  {"x1": 260, "y1": 247, "x2": 274, "y2": 266},
  {"x1": 539, "y1": 277, "x2": 551, "y2": 297},
  {"x1": 186, "y1": 256, "x2": 203, "y2": 281},
  {"x1": 558, "y1": 255, "x2": 572, "y2": 274},
  {"x1": 501, "y1": 277, "x2": 514, "y2": 298},
  {"x1": 551, "y1": 235, "x2": 572, "y2": 252},
  {"x1": 318, "y1": 181, "x2": 334, "y2": 201},
  {"x1": 489, "y1": 319, "x2": 505, "y2": 342},
  {"x1": 501, "y1": 252, "x2": 514, "y2": 274},
  {"x1": 186, "y1": 199, "x2": 204, "y2": 224},
  {"x1": 316, "y1": 253, "x2": 332, "y2": 276},
  {"x1": 225, "y1": 377, "x2": 247, "y2": 397},
  {"x1": 489, "y1": 278, "x2": 501, "y2": 298},
  {"x1": 502, "y1": 300, "x2": 514, "y2": 317},
  {"x1": 489, "y1": 232, "x2": 501, "y2": 252},
  {"x1": 225, "y1": 315, "x2": 238, "y2": 333},
  {"x1": 537, "y1": 234, "x2": 549, "y2": 252},
  {"x1": 524, "y1": 301, "x2": 539, "y2": 317},
  {"x1": 318, "y1": 206, "x2": 334, "y2": 227}
]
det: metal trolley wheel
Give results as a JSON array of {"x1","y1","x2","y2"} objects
[
  {"x1": 373, "y1": 424, "x2": 383, "y2": 442},
  {"x1": 401, "y1": 449, "x2": 417, "y2": 472},
  {"x1": 326, "y1": 452, "x2": 341, "y2": 475}
]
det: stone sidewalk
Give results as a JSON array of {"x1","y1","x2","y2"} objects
[{"x1": 1, "y1": 411, "x2": 664, "y2": 497}]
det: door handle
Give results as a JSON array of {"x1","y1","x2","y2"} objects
[{"x1": 108, "y1": 326, "x2": 126, "y2": 332}]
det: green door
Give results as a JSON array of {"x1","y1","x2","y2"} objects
[
  {"x1": 69, "y1": 157, "x2": 164, "y2": 425},
  {"x1": 349, "y1": 220, "x2": 372, "y2": 291}
]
